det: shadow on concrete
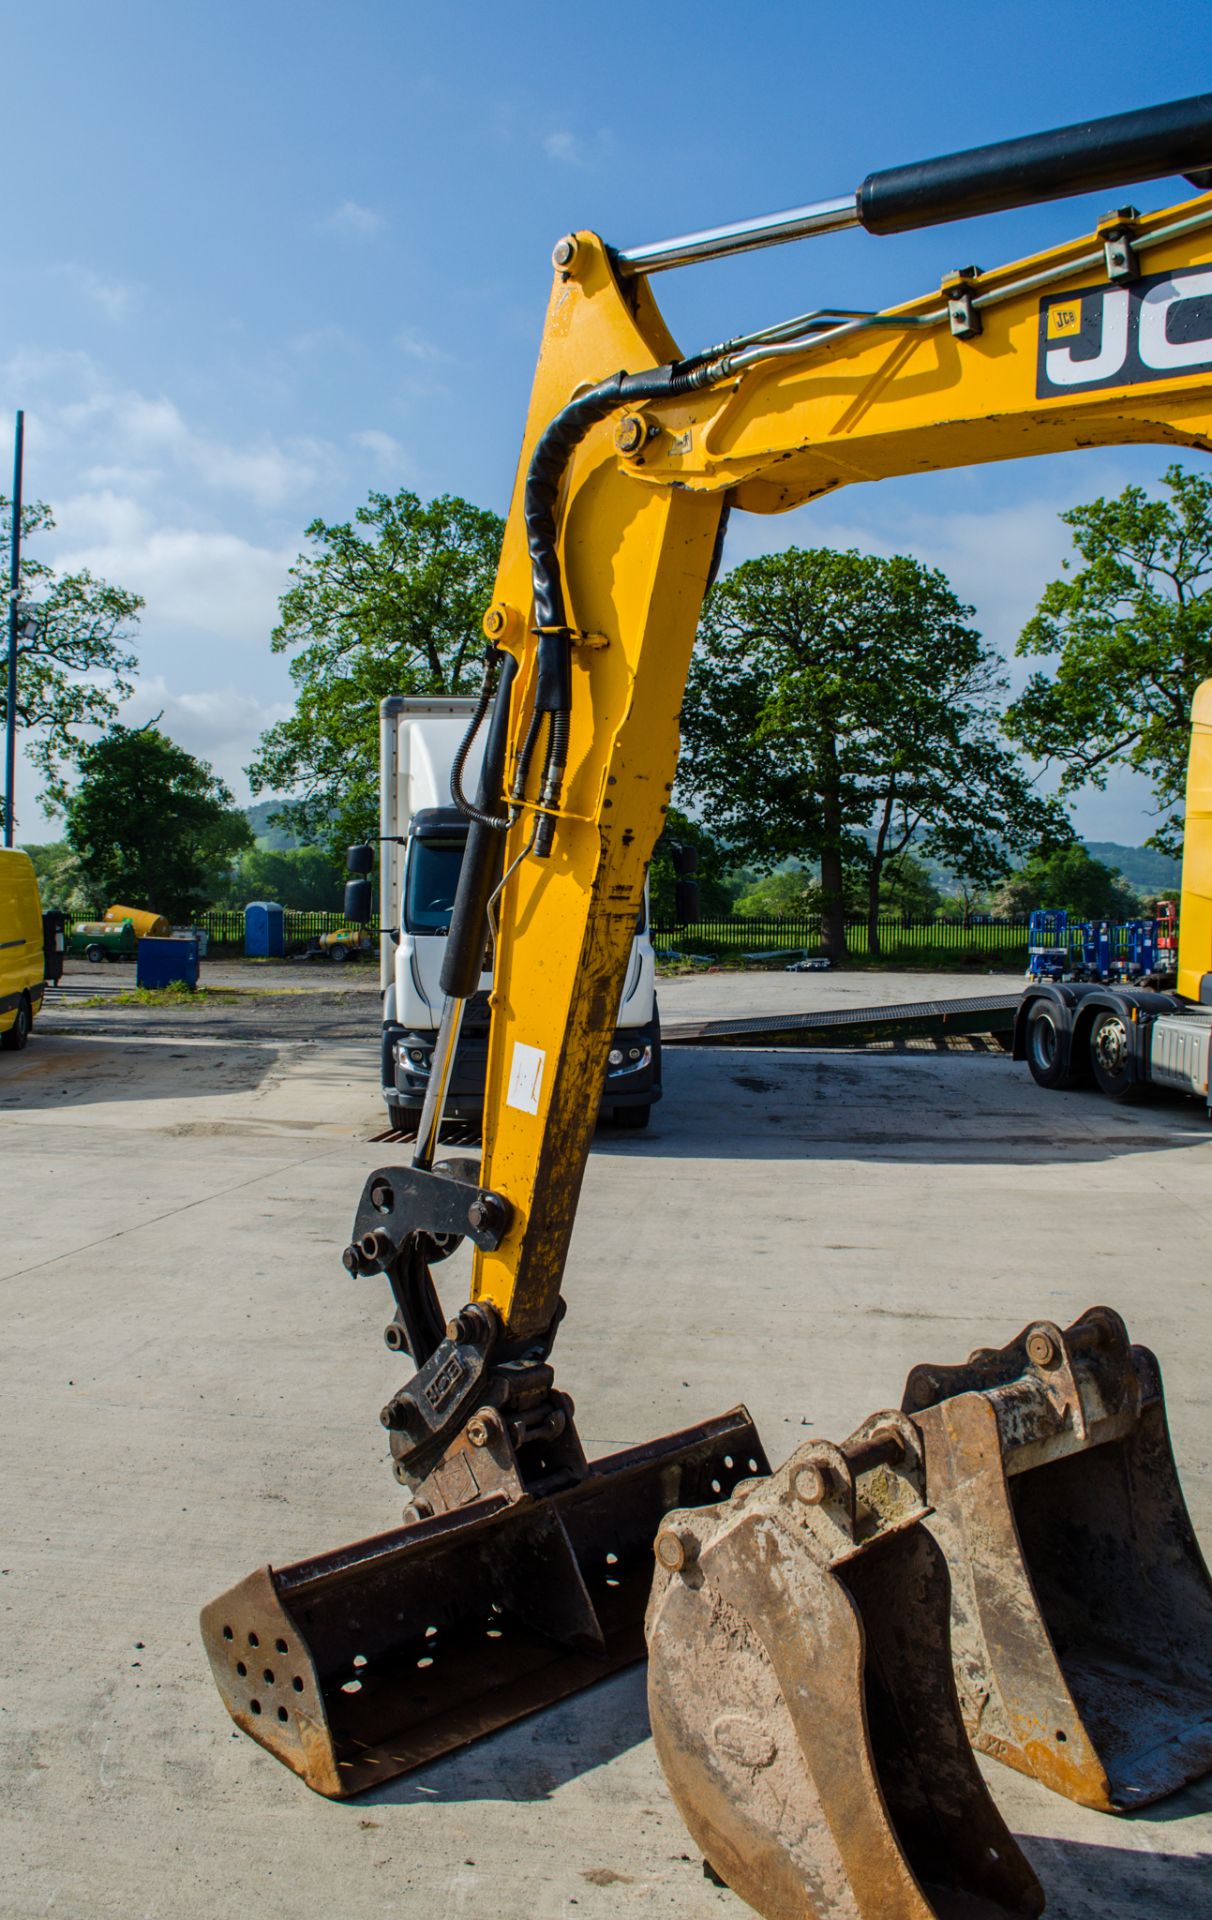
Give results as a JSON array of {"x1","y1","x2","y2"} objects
[
  {"x1": 586, "y1": 1047, "x2": 1212, "y2": 1168},
  {"x1": 358, "y1": 1664, "x2": 650, "y2": 1808},
  {"x1": 1020, "y1": 1828, "x2": 1212, "y2": 1916},
  {"x1": 0, "y1": 1029, "x2": 280, "y2": 1111}
]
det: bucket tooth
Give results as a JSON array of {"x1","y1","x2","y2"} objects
[
  {"x1": 646, "y1": 1411, "x2": 1044, "y2": 1920},
  {"x1": 904, "y1": 1305, "x2": 1212, "y2": 1811},
  {"x1": 202, "y1": 1406, "x2": 767, "y2": 1797}
]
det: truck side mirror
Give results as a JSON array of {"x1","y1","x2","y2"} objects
[
  {"x1": 346, "y1": 843, "x2": 374, "y2": 876},
  {"x1": 671, "y1": 842, "x2": 699, "y2": 876},
  {"x1": 344, "y1": 878, "x2": 373, "y2": 924},
  {"x1": 675, "y1": 878, "x2": 701, "y2": 924}
]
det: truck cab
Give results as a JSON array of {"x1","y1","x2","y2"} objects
[{"x1": 378, "y1": 696, "x2": 660, "y2": 1133}]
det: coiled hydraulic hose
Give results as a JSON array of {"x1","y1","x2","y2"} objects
[{"x1": 521, "y1": 357, "x2": 727, "y2": 854}]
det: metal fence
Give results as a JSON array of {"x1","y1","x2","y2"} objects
[
  {"x1": 62, "y1": 908, "x2": 354, "y2": 954},
  {"x1": 651, "y1": 914, "x2": 1030, "y2": 961}
]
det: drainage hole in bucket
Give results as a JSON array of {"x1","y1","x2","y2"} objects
[
  {"x1": 275, "y1": 1638, "x2": 288, "y2": 1654},
  {"x1": 723, "y1": 1455, "x2": 734, "y2": 1470},
  {"x1": 342, "y1": 1679, "x2": 362, "y2": 1694},
  {"x1": 262, "y1": 1669, "x2": 275, "y2": 1685},
  {"x1": 747, "y1": 1458, "x2": 758, "y2": 1473},
  {"x1": 292, "y1": 1677, "x2": 304, "y2": 1692},
  {"x1": 248, "y1": 1632, "x2": 260, "y2": 1648},
  {"x1": 236, "y1": 1662, "x2": 247, "y2": 1678},
  {"x1": 277, "y1": 1707, "x2": 289, "y2": 1724},
  {"x1": 222, "y1": 1625, "x2": 233, "y2": 1641},
  {"x1": 353, "y1": 1652, "x2": 368, "y2": 1669},
  {"x1": 425, "y1": 1625, "x2": 438, "y2": 1639},
  {"x1": 710, "y1": 1480, "x2": 722, "y2": 1495},
  {"x1": 486, "y1": 1627, "x2": 503, "y2": 1639},
  {"x1": 250, "y1": 1699, "x2": 262, "y2": 1715},
  {"x1": 605, "y1": 1552, "x2": 618, "y2": 1566},
  {"x1": 1056, "y1": 1730, "x2": 1067, "y2": 1743},
  {"x1": 417, "y1": 1656, "x2": 434, "y2": 1669}
]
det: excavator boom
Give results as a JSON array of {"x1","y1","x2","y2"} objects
[{"x1": 206, "y1": 94, "x2": 1212, "y2": 1914}]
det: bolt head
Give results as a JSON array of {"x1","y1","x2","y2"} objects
[
  {"x1": 1027, "y1": 1330, "x2": 1058, "y2": 1368},
  {"x1": 793, "y1": 1464, "x2": 829, "y2": 1507},
  {"x1": 655, "y1": 1527, "x2": 697, "y2": 1572},
  {"x1": 615, "y1": 413, "x2": 647, "y2": 456},
  {"x1": 341, "y1": 1244, "x2": 361, "y2": 1274},
  {"x1": 552, "y1": 234, "x2": 577, "y2": 269}
]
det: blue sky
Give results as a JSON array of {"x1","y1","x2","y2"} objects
[{"x1": 4, "y1": 0, "x2": 1209, "y2": 840}]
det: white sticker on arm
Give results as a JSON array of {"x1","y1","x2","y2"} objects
[{"x1": 506, "y1": 1041, "x2": 545, "y2": 1115}]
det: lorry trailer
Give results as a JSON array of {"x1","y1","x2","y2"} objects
[{"x1": 1017, "y1": 682, "x2": 1212, "y2": 1111}]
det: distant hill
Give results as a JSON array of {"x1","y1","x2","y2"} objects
[
  {"x1": 244, "y1": 798, "x2": 302, "y2": 850},
  {"x1": 1082, "y1": 841, "x2": 1181, "y2": 894}
]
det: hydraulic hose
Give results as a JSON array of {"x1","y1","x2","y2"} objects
[{"x1": 521, "y1": 357, "x2": 726, "y2": 854}]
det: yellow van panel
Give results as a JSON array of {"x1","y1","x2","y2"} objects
[{"x1": 0, "y1": 849, "x2": 46, "y2": 1036}]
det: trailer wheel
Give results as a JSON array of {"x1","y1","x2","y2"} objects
[
  {"x1": 86, "y1": 943, "x2": 104, "y2": 963},
  {"x1": 1088, "y1": 1010, "x2": 1139, "y2": 1101},
  {"x1": 1025, "y1": 1004, "x2": 1070, "y2": 1089}
]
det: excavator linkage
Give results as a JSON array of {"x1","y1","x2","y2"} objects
[
  {"x1": 202, "y1": 1406, "x2": 766, "y2": 1797},
  {"x1": 646, "y1": 1411, "x2": 1045, "y2": 1920},
  {"x1": 903, "y1": 1306, "x2": 1212, "y2": 1811}
]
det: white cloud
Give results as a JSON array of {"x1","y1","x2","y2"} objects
[
  {"x1": 543, "y1": 129, "x2": 584, "y2": 167},
  {"x1": 53, "y1": 264, "x2": 140, "y2": 323},
  {"x1": 321, "y1": 199, "x2": 385, "y2": 238},
  {"x1": 352, "y1": 428, "x2": 415, "y2": 479},
  {"x1": 55, "y1": 509, "x2": 294, "y2": 646},
  {"x1": 116, "y1": 675, "x2": 291, "y2": 800},
  {"x1": 394, "y1": 325, "x2": 449, "y2": 364}
]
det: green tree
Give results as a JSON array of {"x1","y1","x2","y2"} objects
[
  {"x1": 18, "y1": 840, "x2": 94, "y2": 912},
  {"x1": 1005, "y1": 465, "x2": 1212, "y2": 858},
  {"x1": 1, "y1": 496, "x2": 142, "y2": 818},
  {"x1": 678, "y1": 547, "x2": 1067, "y2": 960},
  {"x1": 210, "y1": 845, "x2": 345, "y2": 911},
  {"x1": 65, "y1": 725, "x2": 253, "y2": 919},
  {"x1": 995, "y1": 844, "x2": 1140, "y2": 920},
  {"x1": 878, "y1": 851, "x2": 941, "y2": 920},
  {"x1": 247, "y1": 490, "x2": 503, "y2": 856},
  {"x1": 733, "y1": 869, "x2": 813, "y2": 919}
]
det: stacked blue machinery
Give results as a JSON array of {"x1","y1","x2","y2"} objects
[{"x1": 1027, "y1": 910, "x2": 1166, "y2": 983}]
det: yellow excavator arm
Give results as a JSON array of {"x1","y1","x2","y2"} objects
[
  {"x1": 472, "y1": 187, "x2": 1212, "y2": 1341},
  {"x1": 205, "y1": 101, "x2": 1212, "y2": 1902}
]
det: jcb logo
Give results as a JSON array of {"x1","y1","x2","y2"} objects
[{"x1": 1036, "y1": 265, "x2": 1212, "y2": 398}]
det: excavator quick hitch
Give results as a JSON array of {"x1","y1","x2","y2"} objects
[
  {"x1": 646, "y1": 1411, "x2": 1045, "y2": 1920},
  {"x1": 203, "y1": 1153, "x2": 768, "y2": 1799},
  {"x1": 903, "y1": 1305, "x2": 1212, "y2": 1811}
]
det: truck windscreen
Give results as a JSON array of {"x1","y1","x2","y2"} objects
[{"x1": 404, "y1": 837, "x2": 466, "y2": 933}]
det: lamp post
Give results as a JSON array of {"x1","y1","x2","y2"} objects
[{"x1": 4, "y1": 409, "x2": 25, "y2": 848}]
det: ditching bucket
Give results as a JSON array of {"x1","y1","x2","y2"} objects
[
  {"x1": 202, "y1": 1407, "x2": 766, "y2": 1797},
  {"x1": 646, "y1": 1411, "x2": 1044, "y2": 1920},
  {"x1": 903, "y1": 1305, "x2": 1212, "y2": 1811}
]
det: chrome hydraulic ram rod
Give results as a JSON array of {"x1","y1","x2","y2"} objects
[{"x1": 615, "y1": 92, "x2": 1212, "y2": 275}]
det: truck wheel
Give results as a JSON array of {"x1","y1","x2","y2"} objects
[
  {"x1": 1025, "y1": 1004, "x2": 1070, "y2": 1089},
  {"x1": 86, "y1": 943, "x2": 104, "y2": 963},
  {"x1": 388, "y1": 1101, "x2": 423, "y2": 1136},
  {"x1": 1088, "y1": 1010, "x2": 1139, "y2": 1101},
  {"x1": 1, "y1": 993, "x2": 31, "y2": 1051},
  {"x1": 614, "y1": 1104, "x2": 651, "y2": 1130}
]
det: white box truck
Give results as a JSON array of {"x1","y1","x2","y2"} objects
[{"x1": 376, "y1": 696, "x2": 660, "y2": 1133}]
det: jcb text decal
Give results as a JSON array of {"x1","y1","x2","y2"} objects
[{"x1": 1036, "y1": 265, "x2": 1212, "y2": 398}]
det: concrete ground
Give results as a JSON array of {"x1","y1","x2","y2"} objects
[{"x1": 2, "y1": 980, "x2": 1211, "y2": 1919}]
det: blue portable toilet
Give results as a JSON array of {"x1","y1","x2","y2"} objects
[
  {"x1": 137, "y1": 936, "x2": 199, "y2": 990},
  {"x1": 244, "y1": 901, "x2": 285, "y2": 958}
]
